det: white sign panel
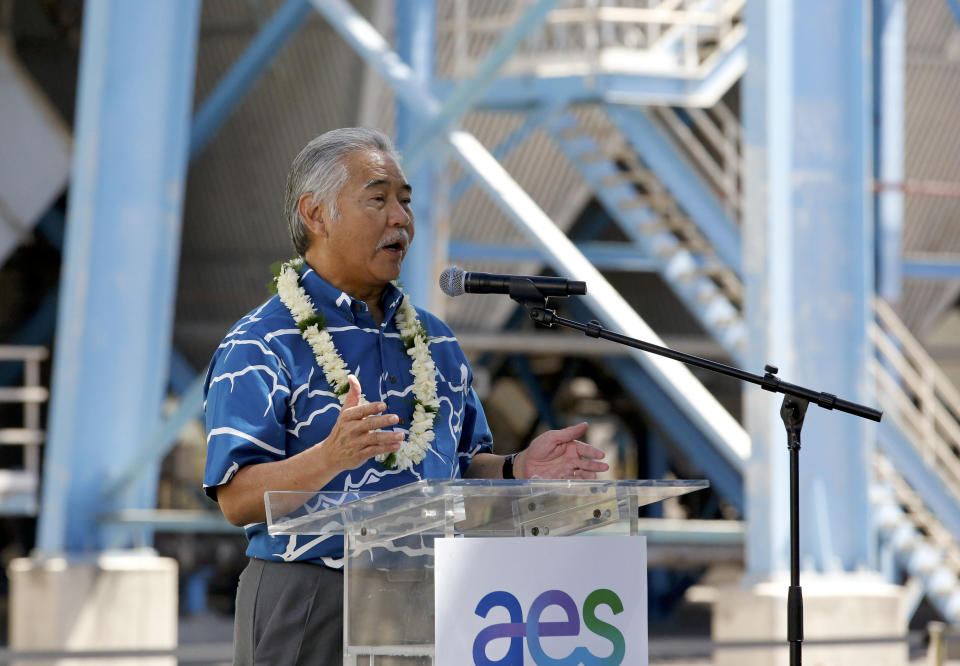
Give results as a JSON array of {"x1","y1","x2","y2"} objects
[{"x1": 435, "y1": 536, "x2": 647, "y2": 665}]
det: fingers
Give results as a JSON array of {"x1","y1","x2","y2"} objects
[
  {"x1": 342, "y1": 400, "x2": 389, "y2": 421},
  {"x1": 557, "y1": 421, "x2": 589, "y2": 440},
  {"x1": 575, "y1": 441, "x2": 605, "y2": 460},
  {"x1": 577, "y1": 458, "x2": 609, "y2": 473},
  {"x1": 355, "y1": 413, "x2": 400, "y2": 431},
  {"x1": 357, "y1": 430, "x2": 405, "y2": 450},
  {"x1": 343, "y1": 374, "x2": 363, "y2": 409}
]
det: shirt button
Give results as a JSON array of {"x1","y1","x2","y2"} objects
[
  {"x1": 389, "y1": 375, "x2": 396, "y2": 383},
  {"x1": 399, "y1": 417, "x2": 406, "y2": 425},
  {"x1": 351, "y1": 301, "x2": 363, "y2": 311}
]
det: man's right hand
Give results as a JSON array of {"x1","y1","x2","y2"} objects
[{"x1": 317, "y1": 374, "x2": 404, "y2": 472}]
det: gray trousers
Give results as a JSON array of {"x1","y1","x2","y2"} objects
[{"x1": 234, "y1": 558, "x2": 344, "y2": 665}]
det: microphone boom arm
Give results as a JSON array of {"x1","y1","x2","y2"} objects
[{"x1": 515, "y1": 301, "x2": 882, "y2": 422}]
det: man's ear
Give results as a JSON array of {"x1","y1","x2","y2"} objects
[{"x1": 298, "y1": 193, "x2": 327, "y2": 239}]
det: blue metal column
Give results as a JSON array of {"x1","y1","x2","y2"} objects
[
  {"x1": 396, "y1": 1, "x2": 437, "y2": 310},
  {"x1": 875, "y1": 0, "x2": 905, "y2": 303},
  {"x1": 743, "y1": 0, "x2": 875, "y2": 577},
  {"x1": 37, "y1": 0, "x2": 200, "y2": 553}
]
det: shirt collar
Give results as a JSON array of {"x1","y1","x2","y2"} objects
[{"x1": 299, "y1": 267, "x2": 405, "y2": 326}]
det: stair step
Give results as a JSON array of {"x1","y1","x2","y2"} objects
[
  {"x1": 0, "y1": 386, "x2": 48, "y2": 403},
  {"x1": 0, "y1": 429, "x2": 45, "y2": 445}
]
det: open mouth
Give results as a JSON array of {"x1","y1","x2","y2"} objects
[{"x1": 379, "y1": 238, "x2": 407, "y2": 256}]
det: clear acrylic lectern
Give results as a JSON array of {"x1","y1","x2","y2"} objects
[{"x1": 266, "y1": 478, "x2": 707, "y2": 665}]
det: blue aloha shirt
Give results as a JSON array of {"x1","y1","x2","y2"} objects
[{"x1": 202, "y1": 266, "x2": 494, "y2": 567}]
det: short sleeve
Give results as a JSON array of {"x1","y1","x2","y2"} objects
[
  {"x1": 202, "y1": 336, "x2": 291, "y2": 501},
  {"x1": 456, "y1": 386, "x2": 494, "y2": 476}
]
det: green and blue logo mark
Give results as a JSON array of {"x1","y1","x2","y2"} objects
[{"x1": 472, "y1": 588, "x2": 627, "y2": 665}]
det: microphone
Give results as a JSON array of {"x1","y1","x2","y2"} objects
[{"x1": 439, "y1": 266, "x2": 586, "y2": 298}]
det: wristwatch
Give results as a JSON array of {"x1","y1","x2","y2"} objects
[{"x1": 502, "y1": 453, "x2": 518, "y2": 480}]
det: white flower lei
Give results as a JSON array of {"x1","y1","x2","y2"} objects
[{"x1": 274, "y1": 258, "x2": 439, "y2": 471}]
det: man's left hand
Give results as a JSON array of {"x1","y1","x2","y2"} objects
[{"x1": 517, "y1": 422, "x2": 609, "y2": 480}]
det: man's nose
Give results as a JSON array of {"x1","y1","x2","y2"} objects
[{"x1": 388, "y1": 199, "x2": 412, "y2": 226}]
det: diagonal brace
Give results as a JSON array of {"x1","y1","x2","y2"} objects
[{"x1": 400, "y1": 0, "x2": 561, "y2": 172}]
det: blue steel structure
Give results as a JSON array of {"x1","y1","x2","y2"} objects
[
  {"x1": 743, "y1": 0, "x2": 874, "y2": 574},
  {"x1": 38, "y1": 0, "x2": 960, "y2": 626},
  {"x1": 544, "y1": 110, "x2": 749, "y2": 360},
  {"x1": 875, "y1": 0, "x2": 905, "y2": 303},
  {"x1": 396, "y1": 0, "x2": 438, "y2": 310},
  {"x1": 430, "y1": 54, "x2": 747, "y2": 109},
  {"x1": 38, "y1": 0, "x2": 201, "y2": 552}
]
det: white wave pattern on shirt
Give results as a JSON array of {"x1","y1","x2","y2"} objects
[
  {"x1": 327, "y1": 324, "x2": 395, "y2": 336},
  {"x1": 341, "y1": 465, "x2": 407, "y2": 491},
  {"x1": 458, "y1": 438, "x2": 488, "y2": 460},
  {"x1": 444, "y1": 364, "x2": 469, "y2": 441},
  {"x1": 210, "y1": 364, "x2": 290, "y2": 417},
  {"x1": 382, "y1": 384, "x2": 415, "y2": 400},
  {"x1": 263, "y1": 328, "x2": 300, "y2": 342},
  {"x1": 218, "y1": 338, "x2": 291, "y2": 377},
  {"x1": 278, "y1": 530, "x2": 341, "y2": 562},
  {"x1": 288, "y1": 367, "x2": 315, "y2": 408},
  {"x1": 286, "y1": 402, "x2": 341, "y2": 437},
  {"x1": 316, "y1": 325, "x2": 463, "y2": 347},
  {"x1": 207, "y1": 427, "x2": 284, "y2": 456},
  {"x1": 224, "y1": 302, "x2": 268, "y2": 339},
  {"x1": 290, "y1": 368, "x2": 338, "y2": 422}
]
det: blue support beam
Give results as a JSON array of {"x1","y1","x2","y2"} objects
[
  {"x1": 430, "y1": 41, "x2": 747, "y2": 110},
  {"x1": 743, "y1": 0, "x2": 875, "y2": 576},
  {"x1": 101, "y1": 373, "x2": 207, "y2": 503},
  {"x1": 902, "y1": 254, "x2": 960, "y2": 280},
  {"x1": 450, "y1": 103, "x2": 565, "y2": 203},
  {"x1": 448, "y1": 240, "x2": 660, "y2": 272},
  {"x1": 877, "y1": 421, "x2": 960, "y2": 546},
  {"x1": 402, "y1": 0, "x2": 560, "y2": 173},
  {"x1": 189, "y1": 0, "x2": 311, "y2": 159},
  {"x1": 603, "y1": 103, "x2": 742, "y2": 275},
  {"x1": 546, "y1": 111, "x2": 748, "y2": 362},
  {"x1": 396, "y1": 0, "x2": 438, "y2": 310},
  {"x1": 946, "y1": 0, "x2": 960, "y2": 25},
  {"x1": 875, "y1": 0, "x2": 905, "y2": 302},
  {"x1": 37, "y1": 0, "x2": 200, "y2": 554}
]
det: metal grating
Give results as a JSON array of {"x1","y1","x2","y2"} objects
[{"x1": 897, "y1": 0, "x2": 960, "y2": 339}]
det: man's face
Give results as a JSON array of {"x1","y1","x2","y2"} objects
[{"x1": 321, "y1": 149, "x2": 414, "y2": 294}]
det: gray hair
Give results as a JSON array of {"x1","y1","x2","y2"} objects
[{"x1": 283, "y1": 127, "x2": 401, "y2": 255}]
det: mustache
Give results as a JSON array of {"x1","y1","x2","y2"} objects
[{"x1": 376, "y1": 230, "x2": 410, "y2": 251}]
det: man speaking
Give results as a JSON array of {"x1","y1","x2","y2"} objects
[{"x1": 202, "y1": 127, "x2": 608, "y2": 664}]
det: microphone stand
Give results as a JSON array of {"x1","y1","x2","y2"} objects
[{"x1": 508, "y1": 283, "x2": 882, "y2": 666}]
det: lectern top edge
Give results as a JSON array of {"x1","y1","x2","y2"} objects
[{"x1": 265, "y1": 478, "x2": 709, "y2": 537}]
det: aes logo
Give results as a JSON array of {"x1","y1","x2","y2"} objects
[
  {"x1": 472, "y1": 588, "x2": 626, "y2": 665},
  {"x1": 434, "y1": 536, "x2": 647, "y2": 664}
]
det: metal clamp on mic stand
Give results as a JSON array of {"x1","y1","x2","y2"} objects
[{"x1": 509, "y1": 289, "x2": 882, "y2": 666}]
